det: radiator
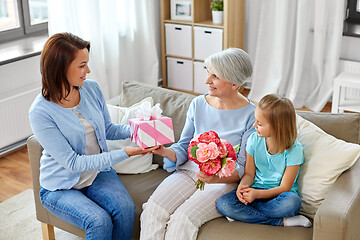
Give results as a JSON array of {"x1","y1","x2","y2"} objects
[
  {"x1": 0, "y1": 87, "x2": 40, "y2": 150},
  {"x1": 339, "y1": 59, "x2": 360, "y2": 100}
]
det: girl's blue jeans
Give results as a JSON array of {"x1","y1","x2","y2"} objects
[
  {"x1": 39, "y1": 169, "x2": 135, "y2": 240},
  {"x1": 217, "y1": 189, "x2": 301, "y2": 226}
]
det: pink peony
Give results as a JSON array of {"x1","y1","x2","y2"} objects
[
  {"x1": 198, "y1": 131, "x2": 221, "y2": 144},
  {"x1": 187, "y1": 140, "x2": 200, "y2": 164},
  {"x1": 187, "y1": 131, "x2": 240, "y2": 190},
  {"x1": 224, "y1": 141, "x2": 236, "y2": 161},
  {"x1": 217, "y1": 158, "x2": 236, "y2": 178},
  {"x1": 196, "y1": 142, "x2": 219, "y2": 162},
  {"x1": 218, "y1": 140, "x2": 227, "y2": 158},
  {"x1": 199, "y1": 157, "x2": 222, "y2": 176}
]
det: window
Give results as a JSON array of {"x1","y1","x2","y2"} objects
[
  {"x1": 346, "y1": 0, "x2": 360, "y2": 22},
  {"x1": 0, "y1": 0, "x2": 48, "y2": 43}
]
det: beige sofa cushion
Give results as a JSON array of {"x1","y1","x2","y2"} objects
[
  {"x1": 120, "y1": 81, "x2": 195, "y2": 142},
  {"x1": 119, "y1": 81, "x2": 196, "y2": 166},
  {"x1": 296, "y1": 111, "x2": 360, "y2": 144},
  {"x1": 107, "y1": 97, "x2": 158, "y2": 174},
  {"x1": 296, "y1": 115, "x2": 360, "y2": 218}
]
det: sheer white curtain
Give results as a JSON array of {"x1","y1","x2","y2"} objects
[
  {"x1": 48, "y1": 0, "x2": 160, "y2": 99},
  {"x1": 246, "y1": 0, "x2": 345, "y2": 111}
]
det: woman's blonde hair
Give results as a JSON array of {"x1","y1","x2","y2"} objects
[{"x1": 258, "y1": 94, "x2": 297, "y2": 154}]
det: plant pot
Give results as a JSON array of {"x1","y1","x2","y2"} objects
[{"x1": 212, "y1": 10, "x2": 223, "y2": 24}]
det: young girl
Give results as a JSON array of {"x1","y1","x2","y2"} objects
[{"x1": 216, "y1": 94, "x2": 311, "y2": 227}]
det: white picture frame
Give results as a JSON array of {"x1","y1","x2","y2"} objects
[{"x1": 170, "y1": 0, "x2": 193, "y2": 21}]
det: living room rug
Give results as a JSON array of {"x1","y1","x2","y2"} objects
[{"x1": 0, "y1": 189, "x2": 82, "y2": 240}]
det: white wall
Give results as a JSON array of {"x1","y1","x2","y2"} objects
[
  {"x1": 340, "y1": 36, "x2": 360, "y2": 62},
  {"x1": 0, "y1": 56, "x2": 41, "y2": 149},
  {"x1": 0, "y1": 55, "x2": 41, "y2": 99}
]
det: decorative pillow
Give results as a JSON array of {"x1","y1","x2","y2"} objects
[
  {"x1": 107, "y1": 139, "x2": 158, "y2": 174},
  {"x1": 119, "y1": 81, "x2": 195, "y2": 142},
  {"x1": 106, "y1": 97, "x2": 159, "y2": 174},
  {"x1": 107, "y1": 97, "x2": 154, "y2": 124},
  {"x1": 296, "y1": 115, "x2": 360, "y2": 219}
]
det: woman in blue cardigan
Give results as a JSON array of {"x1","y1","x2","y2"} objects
[{"x1": 29, "y1": 33, "x2": 156, "y2": 240}]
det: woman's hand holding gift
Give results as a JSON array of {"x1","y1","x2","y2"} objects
[{"x1": 125, "y1": 146, "x2": 159, "y2": 157}]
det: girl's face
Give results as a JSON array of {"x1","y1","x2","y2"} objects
[
  {"x1": 67, "y1": 48, "x2": 90, "y2": 88},
  {"x1": 205, "y1": 67, "x2": 236, "y2": 97},
  {"x1": 253, "y1": 107, "x2": 273, "y2": 138}
]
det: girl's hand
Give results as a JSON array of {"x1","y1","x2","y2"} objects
[
  {"x1": 241, "y1": 187, "x2": 258, "y2": 204},
  {"x1": 236, "y1": 185, "x2": 249, "y2": 204},
  {"x1": 125, "y1": 146, "x2": 159, "y2": 157},
  {"x1": 196, "y1": 172, "x2": 217, "y2": 184}
]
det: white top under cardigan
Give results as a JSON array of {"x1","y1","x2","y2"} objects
[{"x1": 72, "y1": 105, "x2": 100, "y2": 189}]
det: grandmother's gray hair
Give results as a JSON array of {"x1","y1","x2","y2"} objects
[{"x1": 204, "y1": 48, "x2": 252, "y2": 87}]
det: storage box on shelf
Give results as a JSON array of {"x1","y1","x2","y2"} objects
[
  {"x1": 160, "y1": 0, "x2": 245, "y2": 94},
  {"x1": 167, "y1": 57, "x2": 193, "y2": 91},
  {"x1": 194, "y1": 61, "x2": 208, "y2": 94},
  {"x1": 165, "y1": 23, "x2": 192, "y2": 58},
  {"x1": 193, "y1": 26, "x2": 223, "y2": 60}
]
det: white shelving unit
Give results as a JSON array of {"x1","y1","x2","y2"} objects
[{"x1": 160, "y1": 0, "x2": 245, "y2": 94}]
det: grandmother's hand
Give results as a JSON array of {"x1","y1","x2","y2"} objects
[
  {"x1": 196, "y1": 172, "x2": 218, "y2": 184},
  {"x1": 151, "y1": 145, "x2": 166, "y2": 156},
  {"x1": 151, "y1": 145, "x2": 177, "y2": 162}
]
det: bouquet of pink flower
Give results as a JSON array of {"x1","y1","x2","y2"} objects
[{"x1": 187, "y1": 130, "x2": 239, "y2": 190}]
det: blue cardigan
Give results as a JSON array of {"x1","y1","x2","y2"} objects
[
  {"x1": 164, "y1": 95, "x2": 256, "y2": 178},
  {"x1": 29, "y1": 80, "x2": 130, "y2": 191}
]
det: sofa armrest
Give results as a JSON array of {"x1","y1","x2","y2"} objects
[{"x1": 313, "y1": 157, "x2": 360, "y2": 240}]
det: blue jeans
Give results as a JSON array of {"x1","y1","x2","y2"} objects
[
  {"x1": 39, "y1": 169, "x2": 135, "y2": 240},
  {"x1": 217, "y1": 189, "x2": 301, "y2": 226}
]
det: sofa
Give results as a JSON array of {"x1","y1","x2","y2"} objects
[{"x1": 27, "y1": 81, "x2": 360, "y2": 240}]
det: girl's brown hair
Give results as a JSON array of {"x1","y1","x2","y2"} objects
[
  {"x1": 258, "y1": 94, "x2": 297, "y2": 154},
  {"x1": 40, "y1": 33, "x2": 90, "y2": 102}
]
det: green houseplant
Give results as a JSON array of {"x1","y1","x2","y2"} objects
[
  {"x1": 210, "y1": 0, "x2": 223, "y2": 11},
  {"x1": 210, "y1": 0, "x2": 224, "y2": 24}
]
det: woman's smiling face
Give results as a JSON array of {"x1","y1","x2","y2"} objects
[
  {"x1": 66, "y1": 48, "x2": 90, "y2": 88},
  {"x1": 205, "y1": 67, "x2": 234, "y2": 97}
]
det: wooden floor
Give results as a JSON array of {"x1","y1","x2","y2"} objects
[
  {"x1": 0, "y1": 146, "x2": 32, "y2": 202},
  {"x1": 0, "y1": 90, "x2": 332, "y2": 203}
]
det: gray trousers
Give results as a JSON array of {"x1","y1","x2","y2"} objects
[{"x1": 140, "y1": 161, "x2": 237, "y2": 240}]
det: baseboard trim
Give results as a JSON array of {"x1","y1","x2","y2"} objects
[{"x1": 0, "y1": 139, "x2": 27, "y2": 157}]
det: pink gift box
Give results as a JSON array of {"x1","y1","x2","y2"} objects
[{"x1": 129, "y1": 116, "x2": 175, "y2": 148}]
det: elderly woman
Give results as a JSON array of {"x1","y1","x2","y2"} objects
[{"x1": 140, "y1": 48, "x2": 256, "y2": 240}]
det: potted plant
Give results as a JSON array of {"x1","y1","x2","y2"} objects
[{"x1": 210, "y1": 0, "x2": 224, "y2": 24}]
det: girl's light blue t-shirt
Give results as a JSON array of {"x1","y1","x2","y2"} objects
[
  {"x1": 164, "y1": 95, "x2": 256, "y2": 179},
  {"x1": 246, "y1": 132, "x2": 304, "y2": 194}
]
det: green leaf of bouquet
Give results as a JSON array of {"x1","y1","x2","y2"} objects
[
  {"x1": 190, "y1": 145, "x2": 199, "y2": 159},
  {"x1": 221, "y1": 157, "x2": 227, "y2": 167},
  {"x1": 234, "y1": 144, "x2": 240, "y2": 154}
]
